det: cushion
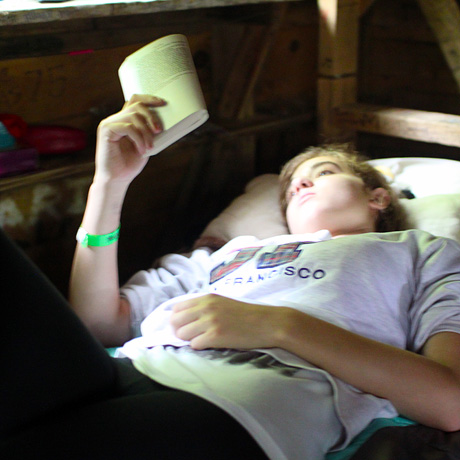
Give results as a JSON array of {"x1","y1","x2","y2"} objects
[
  {"x1": 201, "y1": 174, "x2": 287, "y2": 242},
  {"x1": 368, "y1": 157, "x2": 460, "y2": 197}
]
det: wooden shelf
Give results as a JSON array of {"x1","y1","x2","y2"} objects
[
  {"x1": 334, "y1": 103, "x2": 460, "y2": 148},
  {"x1": 0, "y1": 0, "x2": 302, "y2": 26},
  {"x1": 0, "y1": 110, "x2": 314, "y2": 192},
  {"x1": 0, "y1": 149, "x2": 95, "y2": 192},
  {"x1": 0, "y1": 0, "x2": 313, "y2": 192}
]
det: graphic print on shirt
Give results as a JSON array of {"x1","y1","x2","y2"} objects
[{"x1": 210, "y1": 242, "x2": 326, "y2": 286}]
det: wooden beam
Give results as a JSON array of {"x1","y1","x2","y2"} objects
[
  {"x1": 317, "y1": 0, "x2": 360, "y2": 141},
  {"x1": 0, "y1": 0, "x2": 304, "y2": 27},
  {"x1": 416, "y1": 0, "x2": 460, "y2": 91},
  {"x1": 217, "y1": 4, "x2": 287, "y2": 120},
  {"x1": 334, "y1": 103, "x2": 460, "y2": 147},
  {"x1": 318, "y1": 0, "x2": 360, "y2": 78},
  {"x1": 317, "y1": 76, "x2": 357, "y2": 141}
]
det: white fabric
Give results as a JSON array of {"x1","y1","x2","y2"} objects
[
  {"x1": 368, "y1": 157, "x2": 460, "y2": 197},
  {"x1": 119, "y1": 229, "x2": 460, "y2": 460},
  {"x1": 201, "y1": 174, "x2": 288, "y2": 241}
]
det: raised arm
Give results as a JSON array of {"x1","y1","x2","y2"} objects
[{"x1": 69, "y1": 95, "x2": 165, "y2": 346}]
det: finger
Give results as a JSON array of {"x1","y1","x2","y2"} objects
[
  {"x1": 126, "y1": 102, "x2": 163, "y2": 136},
  {"x1": 170, "y1": 304, "x2": 201, "y2": 332},
  {"x1": 190, "y1": 333, "x2": 211, "y2": 350},
  {"x1": 172, "y1": 298, "x2": 199, "y2": 313},
  {"x1": 106, "y1": 121, "x2": 150, "y2": 156},
  {"x1": 130, "y1": 111, "x2": 158, "y2": 149},
  {"x1": 123, "y1": 109, "x2": 160, "y2": 153},
  {"x1": 175, "y1": 320, "x2": 206, "y2": 342},
  {"x1": 111, "y1": 99, "x2": 164, "y2": 139},
  {"x1": 126, "y1": 94, "x2": 166, "y2": 108}
]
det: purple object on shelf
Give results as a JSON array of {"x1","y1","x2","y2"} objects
[{"x1": 0, "y1": 146, "x2": 39, "y2": 178}]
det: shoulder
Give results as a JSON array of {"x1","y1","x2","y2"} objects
[{"x1": 357, "y1": 229, "x2": 460, "y2": 250}]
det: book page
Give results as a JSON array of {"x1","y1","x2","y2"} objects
[{"x1": 118, "y1": 34, "x2": 209, "y2": 155}]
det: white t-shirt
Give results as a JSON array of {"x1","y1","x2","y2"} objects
[{"x1": 118, "y1": 230, "x2": 460, "y2": 460}]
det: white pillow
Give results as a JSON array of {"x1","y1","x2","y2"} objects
[
  {"x1": 201, "y1": 174, "x2": 287, "y2": 242},
  {"x1": 402, "y1": 194, "x2": 460, "y2": 242},
  {"x1": 368, "y1": 157, "x2": 460, "y2": 197},
  {"x1": 200, "y1": 158, "x2": 460, "y2": 243}
]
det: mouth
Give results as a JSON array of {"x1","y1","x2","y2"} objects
[{"x1": 298, "y1": 192, "x2": 315, "y2": 205}]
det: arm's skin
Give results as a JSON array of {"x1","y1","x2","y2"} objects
[
  {"x1": 69, "y1": 95, "x2": 165, "y2": 346},
  {"x1": 170, "y1": 293, "x2": 460, "y2": 432}
]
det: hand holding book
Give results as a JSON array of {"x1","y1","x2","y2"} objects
[{"x1": 118, "y1": 34, "x2": 209, "y2": 156}]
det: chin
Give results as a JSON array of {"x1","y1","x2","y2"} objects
[{"x1": 288, "y1": 224, "x2": 322, "y2": 235}]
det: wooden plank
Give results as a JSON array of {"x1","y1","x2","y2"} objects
[
  {"x1": 416, "y1": 0, "x2": 460, "y2": 90},
  {"x1": 317, "y1": 0, "x2": 360, "y2": 140},
  {"x1": 317, "y1": 76, "x2": 357, "y2": 140},
  {"x1": 317, "y1": 0, "x2": 360, "y2": 77},
  {"x1": 0, "y1": 45, "x2": 132, "y2": 125},
  {"x1": 255, "y1": 23, "x2": 318, "y2": 107},
  {"x1": 214, "y1": 6, "x2": 288, "y2": 189},
  {"x1": 236, "y1": 4, "x2": 287, "y2": 120},
  {"x1": 0, "y1": 33, "x2": 212, "y2": 131},
  {"x1": 334, "y1": 103, "x2": 460, "y2": 147},
  {"x1": 217, "y1": 25, "x2": 265, "y2": 119},
  {"x1": 365, "y1": 0, "x2": 434, "y2": 43},
  {"x1": 217, "y1": 5, "x2": 287, "y2": 120},
  {"x1": 0, "y1": 0, "x2": 304, "y2": 27},
  {"x1": 0, "y1": 111, "x2": 313, "y2": 193},
  {"x1": 0, "y1": 10, "x2": 216, "y2": 59}
]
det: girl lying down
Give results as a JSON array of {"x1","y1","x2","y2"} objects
[{"x1": 3, "y1": 95, "x2": 460, "y2": 460}]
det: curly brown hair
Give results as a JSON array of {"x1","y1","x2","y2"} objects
[{"x1": 279, "y1": 144, "x2": 407, "y2": 233}]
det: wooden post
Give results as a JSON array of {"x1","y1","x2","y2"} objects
[
  {"x1": 416, "y1": 0, "x2": 460, "y2": 91},
  {"x1": 317, "y1": 0, "x2": 360, "y2": 142}
]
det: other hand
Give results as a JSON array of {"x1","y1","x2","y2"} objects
[{"x1": 170, "y1": 293, "x2": 285, "y2": 350}]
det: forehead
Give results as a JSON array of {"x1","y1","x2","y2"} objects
[{"x1": 291, "y1": 155, "x2": 351, "y2": 179}]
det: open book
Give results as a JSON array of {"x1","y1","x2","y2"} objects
[{"x1": 118, "y1": 34, "x2": 209, "y2": 156}]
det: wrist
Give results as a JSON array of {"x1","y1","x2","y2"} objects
[
  {"x1": 81, "y1": 180, "x2": 127, "y2": 236},
  {"x1": 270, "y1": 307, "x2": 301, "y2": 349},
  {"x1": 77, "y1": 224, "x2": 120, "y2": 248},
  {"x1": 272, "y1": 307, "x2": 295, "y2": 349},
  {"x1": 91, "y1": 175, "x2": 131, "y2": 194}
]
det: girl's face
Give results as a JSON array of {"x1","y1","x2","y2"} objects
[{"x1": 285, "y1": 156, "x2": 383, "y2": 236}]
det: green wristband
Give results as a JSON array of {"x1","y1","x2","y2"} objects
[{"x1": 76, "y1": 225, "x2": 120, "y2": 248}]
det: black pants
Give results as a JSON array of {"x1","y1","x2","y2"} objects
[{"x1": 0, "y1": 229, "x2": 267, "y2": 459}]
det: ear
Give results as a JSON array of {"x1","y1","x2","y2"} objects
[{"x1": 369, "y1": 187, "x2": 391, "y2": 211}]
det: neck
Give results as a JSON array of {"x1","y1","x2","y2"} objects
[{"x1": 329, "y1": 224, "x2": 376, "y2": 238}]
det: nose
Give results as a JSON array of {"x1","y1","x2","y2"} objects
[{"x1": 291, "y1": 176, "x2": 313, "y2": 194}]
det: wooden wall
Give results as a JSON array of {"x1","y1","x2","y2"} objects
[
  {"x1": 357, "y1": 0, "x2": 460, "y2": 158},
  {"x1": 1, "y1": 0, "x2": 460, "y2": 293},
  {"x1": 0, "y1": 2, "x2": 318, "y2": 292}
]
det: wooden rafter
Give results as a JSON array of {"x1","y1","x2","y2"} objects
[
  {"x1": 334, "y1": 103, "x2": 460, "y2": 148},
  {"x1": 217, "y1": 4, "x2": 287, "y2": 120},
  {"x1": 326, "y1": 0, "x2": 460, "y2": 148},
  {"x1": 416, "y1": 0, "x2": 460, "y2": 91}
]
